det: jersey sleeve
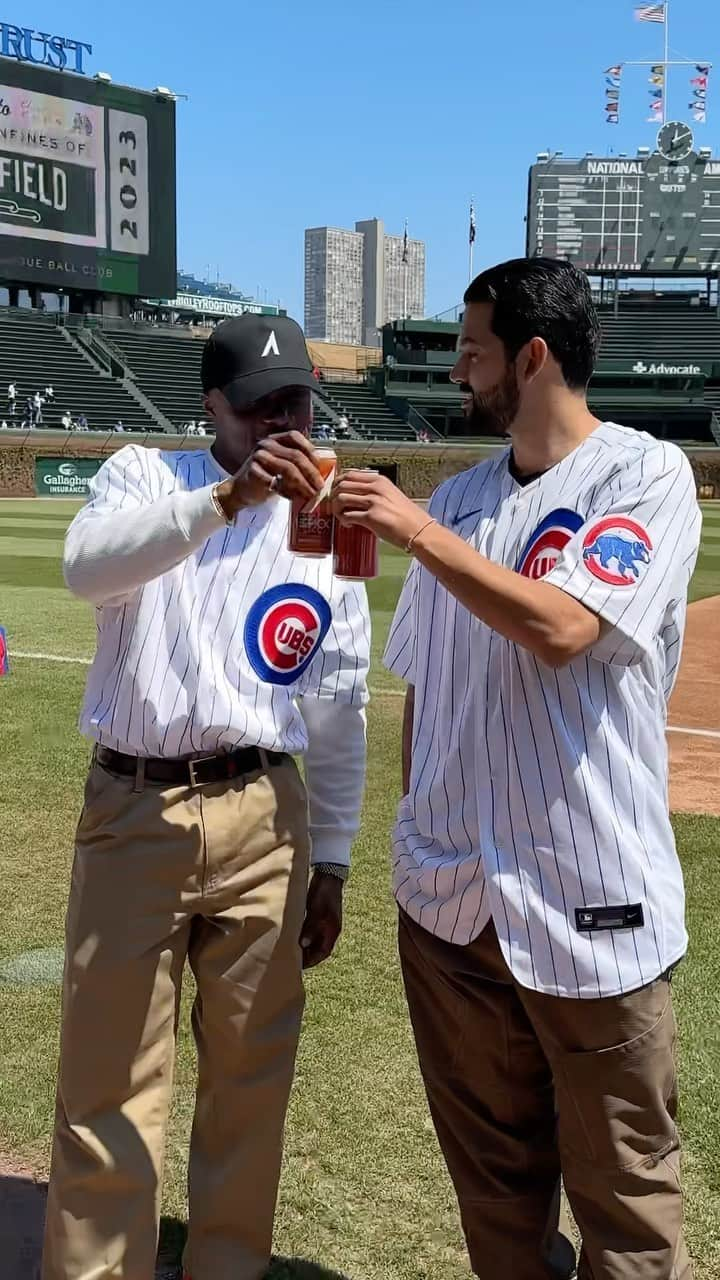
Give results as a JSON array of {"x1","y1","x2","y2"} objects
[
  {"x1": 299, "y1": 577, "x2": 370, "y2": 706},
  {"x1": 383, "y1": 559, "x2": 419, "y2": 683},
  {"x1": 82, "y1": 444, "x2": 155, "y2": 513},
  {"x1": 544, "y1": 442, "x2": 701, "y2": 664},
  {"x1": 64, "y1": 446, "x2": 224, "y2": 606},
  {"x1": 382, "y1": 475, "x2": 463, "y2": 685}
]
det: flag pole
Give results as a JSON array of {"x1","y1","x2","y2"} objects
[
  {"x1": 663, "y1": 1, "x2": 670, "y2": 123},
  {"x1": 402, "y1": 218, "x2": 408, "y2": 319}
]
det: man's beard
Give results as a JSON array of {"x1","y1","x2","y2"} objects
[{"x1": 462, "y1": 365, "x2": 520, "y2": 437}]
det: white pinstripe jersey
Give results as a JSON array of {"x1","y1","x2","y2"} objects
[
  {"x1": 74, "y1": 445, "x2": 370, "y2": 756},
  {"x1": 384, "y1": 423, "x2": 702, "y2": 998}
]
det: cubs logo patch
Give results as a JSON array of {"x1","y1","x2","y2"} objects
[
  {"x1": 517, "y1": 509, "x2": 584, "y2": 580},
  {"x1": 244, "y1": 584, "x2": 331, "y2": 685},
  {"x1": 581, "y1": 516, "x2": 653, "y2": 587}
]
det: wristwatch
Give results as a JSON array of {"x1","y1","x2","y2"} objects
[{"x1": 313, "y1": 862, "x2": 349, "y2": 883}]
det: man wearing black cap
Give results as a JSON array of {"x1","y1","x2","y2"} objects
[{"x1": 43, "y1": 315, "x2": 371, "y2": 1280}]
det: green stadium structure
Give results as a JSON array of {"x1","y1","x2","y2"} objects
[
  {"x1": 1, "y1": 296, "x2": 718, "y2": 446},
  {"x1": 0, "y1": 311, "x2": 346, "y2": 437},
  {"x1": 0, "y1": 311, "x2": 158, "y2": 433},
  {"x1": 381, "y1": 301, "x2": 720, "y2": 446}
]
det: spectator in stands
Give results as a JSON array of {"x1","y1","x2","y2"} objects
[
  {"x1": 315, "y1": 423, "x2": 328, "y2": 441},
  {"x1": 338, "y1": 414, "x2": 349, "y2": 436},
  {"x1": 45, "y1": 384, "x2": 54, "y2": 402},
  {"x1": 186, "y1": 420, "x2": 197, "y2": 435},
  {"x1": 61, "y1": 411, "x2": 72, "y2": 432},
  {"x1": 7, "y1": 382, "x2": 16, "y2": 416},
  {"x1": 328, "y1": 426, "x2": 337, "y2": 443},
  {"x1": 23, "y1": 394, "x2": 35, "y2": 428},
  {"x1": 114, "y1": 421, "x2": 125, "y2": 433},
  {"x1": 76, "y1": 413, "x2": 89, "y2": 432},
  {"x1": 0, "y1": 420, "x2": 7, "y2": 430},
  {"x1": 33, "y1": 391, "x2": 44, "y2": 426},
  {"x1": 196, "y1": 422, "x2": 207, "y2": 436}
]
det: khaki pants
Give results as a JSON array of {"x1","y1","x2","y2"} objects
[
  {"x1": 43, "y1": 755, "x2": 311, "y2": 1280},
  {"x1": 399, "y1": 911, "x2": 692, "y2": 1280}
]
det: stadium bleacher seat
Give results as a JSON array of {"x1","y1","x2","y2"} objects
[
  {"x1": 320, "y1": 383, "x2": 415, "y2": 442},
  {"x1": 108, "y1": 327, "x2": 346, "y2": 438},
  {"x1": 0, "y1": 312, "x2": 155, "y2": 432},
  {"x1": 108, "y1": 327, "x2": 204, "y2": 427},
  {"x1": 598, "y1": 306, "x2": 720, "y2": 362},
  {"x1": 7, "y1": 303, "x2": 714, "y2": 448}
]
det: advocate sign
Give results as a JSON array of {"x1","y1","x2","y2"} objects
[
  {"x1": 632, "y1": 359, "x2": 708, "y2": 376},
  {"x1": 595, "y1": 358, "x2": 711, "y2": 377}
]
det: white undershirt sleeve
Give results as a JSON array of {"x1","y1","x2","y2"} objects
[
  {"x1": 298, "y1": 696, "x2": 367, "y2": 868},
  {"x1": 63, "y1": 445, "x2": 226, "y2": 606}
]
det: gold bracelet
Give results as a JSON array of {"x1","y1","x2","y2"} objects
[
  {"x1": 405, "y1": 517, "x2": 436, "y2": 554},
  {"x1": 210, "y1": 482, "x2": 233, "y2": 525}
]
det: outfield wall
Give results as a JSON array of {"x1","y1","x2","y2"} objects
[{"x1": 1, "y1": 433, "x2": 719, "y2": 499}]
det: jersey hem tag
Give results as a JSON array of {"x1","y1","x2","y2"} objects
[{"x1": 575, "y1": 904, "x2": 645, "y2": 932}]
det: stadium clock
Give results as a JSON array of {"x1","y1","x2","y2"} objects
[{"x1": 657, "y1": 121, "x2": 694, "y2": 161}]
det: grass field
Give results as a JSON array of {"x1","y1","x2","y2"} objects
[{"x1": 0, "y1": 497, "x2": 719, "y2": 1279}]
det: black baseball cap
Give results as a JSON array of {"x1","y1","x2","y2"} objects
[{"x1": 201, "y1": 313, "x2": 317, "y2": 410}]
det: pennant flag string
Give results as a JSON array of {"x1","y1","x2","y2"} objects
[{"x1": 603, "y1": 62, "x2": 623, "y2": 122}]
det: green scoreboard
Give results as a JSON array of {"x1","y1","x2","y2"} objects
[
  {"x1": 0, "y1": 55, "x2": 176, "y2": 295},
  {"x1": 527, "y1": 132, "x2": 720, "y2": 275}
]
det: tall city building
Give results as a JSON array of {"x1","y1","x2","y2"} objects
[
  {"x1": 304, "y1": 227, "x2": 364, "y2": 346},
  {"x1": 383, "y1": 229, "x2": 425, "y2": 337},
  {"x1": 304, "y1": 218, "x2": 426, "y2": 346}
]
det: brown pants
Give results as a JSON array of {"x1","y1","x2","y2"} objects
[
  {"x1": 43, "y1": 755, "x2": 311, "y2": 1280},
  {"x1": 399, "y1": 911, "x2": 692, "y2": 1280}
]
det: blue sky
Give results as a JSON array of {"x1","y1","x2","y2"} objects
[{"x1": 18, "y1": 0, "x2": 720, "y2": 319}]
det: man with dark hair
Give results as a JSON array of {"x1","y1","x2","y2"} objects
[
  {"x1": 464, "y1": 255, "x2": 600, "y2": 389},
  {"x1": 333, "y1": 258, "x2": 700, "y2": 1279}
]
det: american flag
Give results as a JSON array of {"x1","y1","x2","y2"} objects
[
  {"x1": 469, "y1": 201, "x2": 476, "y2": 246},
  {"x1": 635, "y1": 3, "x2": 665, "y2": 22}
]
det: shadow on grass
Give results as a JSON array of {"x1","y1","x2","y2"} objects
[
  {"x1": 268, "y1": 1260, "x2": 352, "y2": 1279},
  {"x1": 0, "y1": 1181, "x2": 351, "y2": 1280},
  {"x1": 161, "y1": 1217, "x2": 352, "y2": 1278}
]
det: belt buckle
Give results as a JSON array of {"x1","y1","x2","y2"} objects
[{"x1": 187, "y1": 758, "x2": 202, "y2": 788}]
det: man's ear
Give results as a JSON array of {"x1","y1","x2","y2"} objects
[
  {"x1": 516, "y1": 336, "x2": 549, "y2": 386},
  {"x1": 203, "y1": 390, "x2": 219, "y2": 419}
]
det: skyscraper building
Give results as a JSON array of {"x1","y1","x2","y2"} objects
[
  {"x1": 304, "y1": 218, "x2": 426, "y2": 346},
  {"x1": 304, "y1": 226, "x2": 364, "y2": 346},
  {"x1": 383, "y1": 230, "x2": 425, "y2": 335}
]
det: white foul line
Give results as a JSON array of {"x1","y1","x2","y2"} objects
[
  {"x1": 667, "y1": 725, "x2": 720, "y2": 741},
  {"x1": 7, "y1": 653, "x2": 720, "y2": 741},
  {"x1": 9, "y1": 650, "x2": 91, "y2": 665}
]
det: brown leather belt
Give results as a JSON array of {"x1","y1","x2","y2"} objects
[{"x1": 96, "y1": 744, "x2": 287, "y2": 788}]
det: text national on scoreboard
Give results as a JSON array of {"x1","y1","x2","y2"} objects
[{"x1": 527, "y1": 149, "x2": 720, "y2": 274}]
